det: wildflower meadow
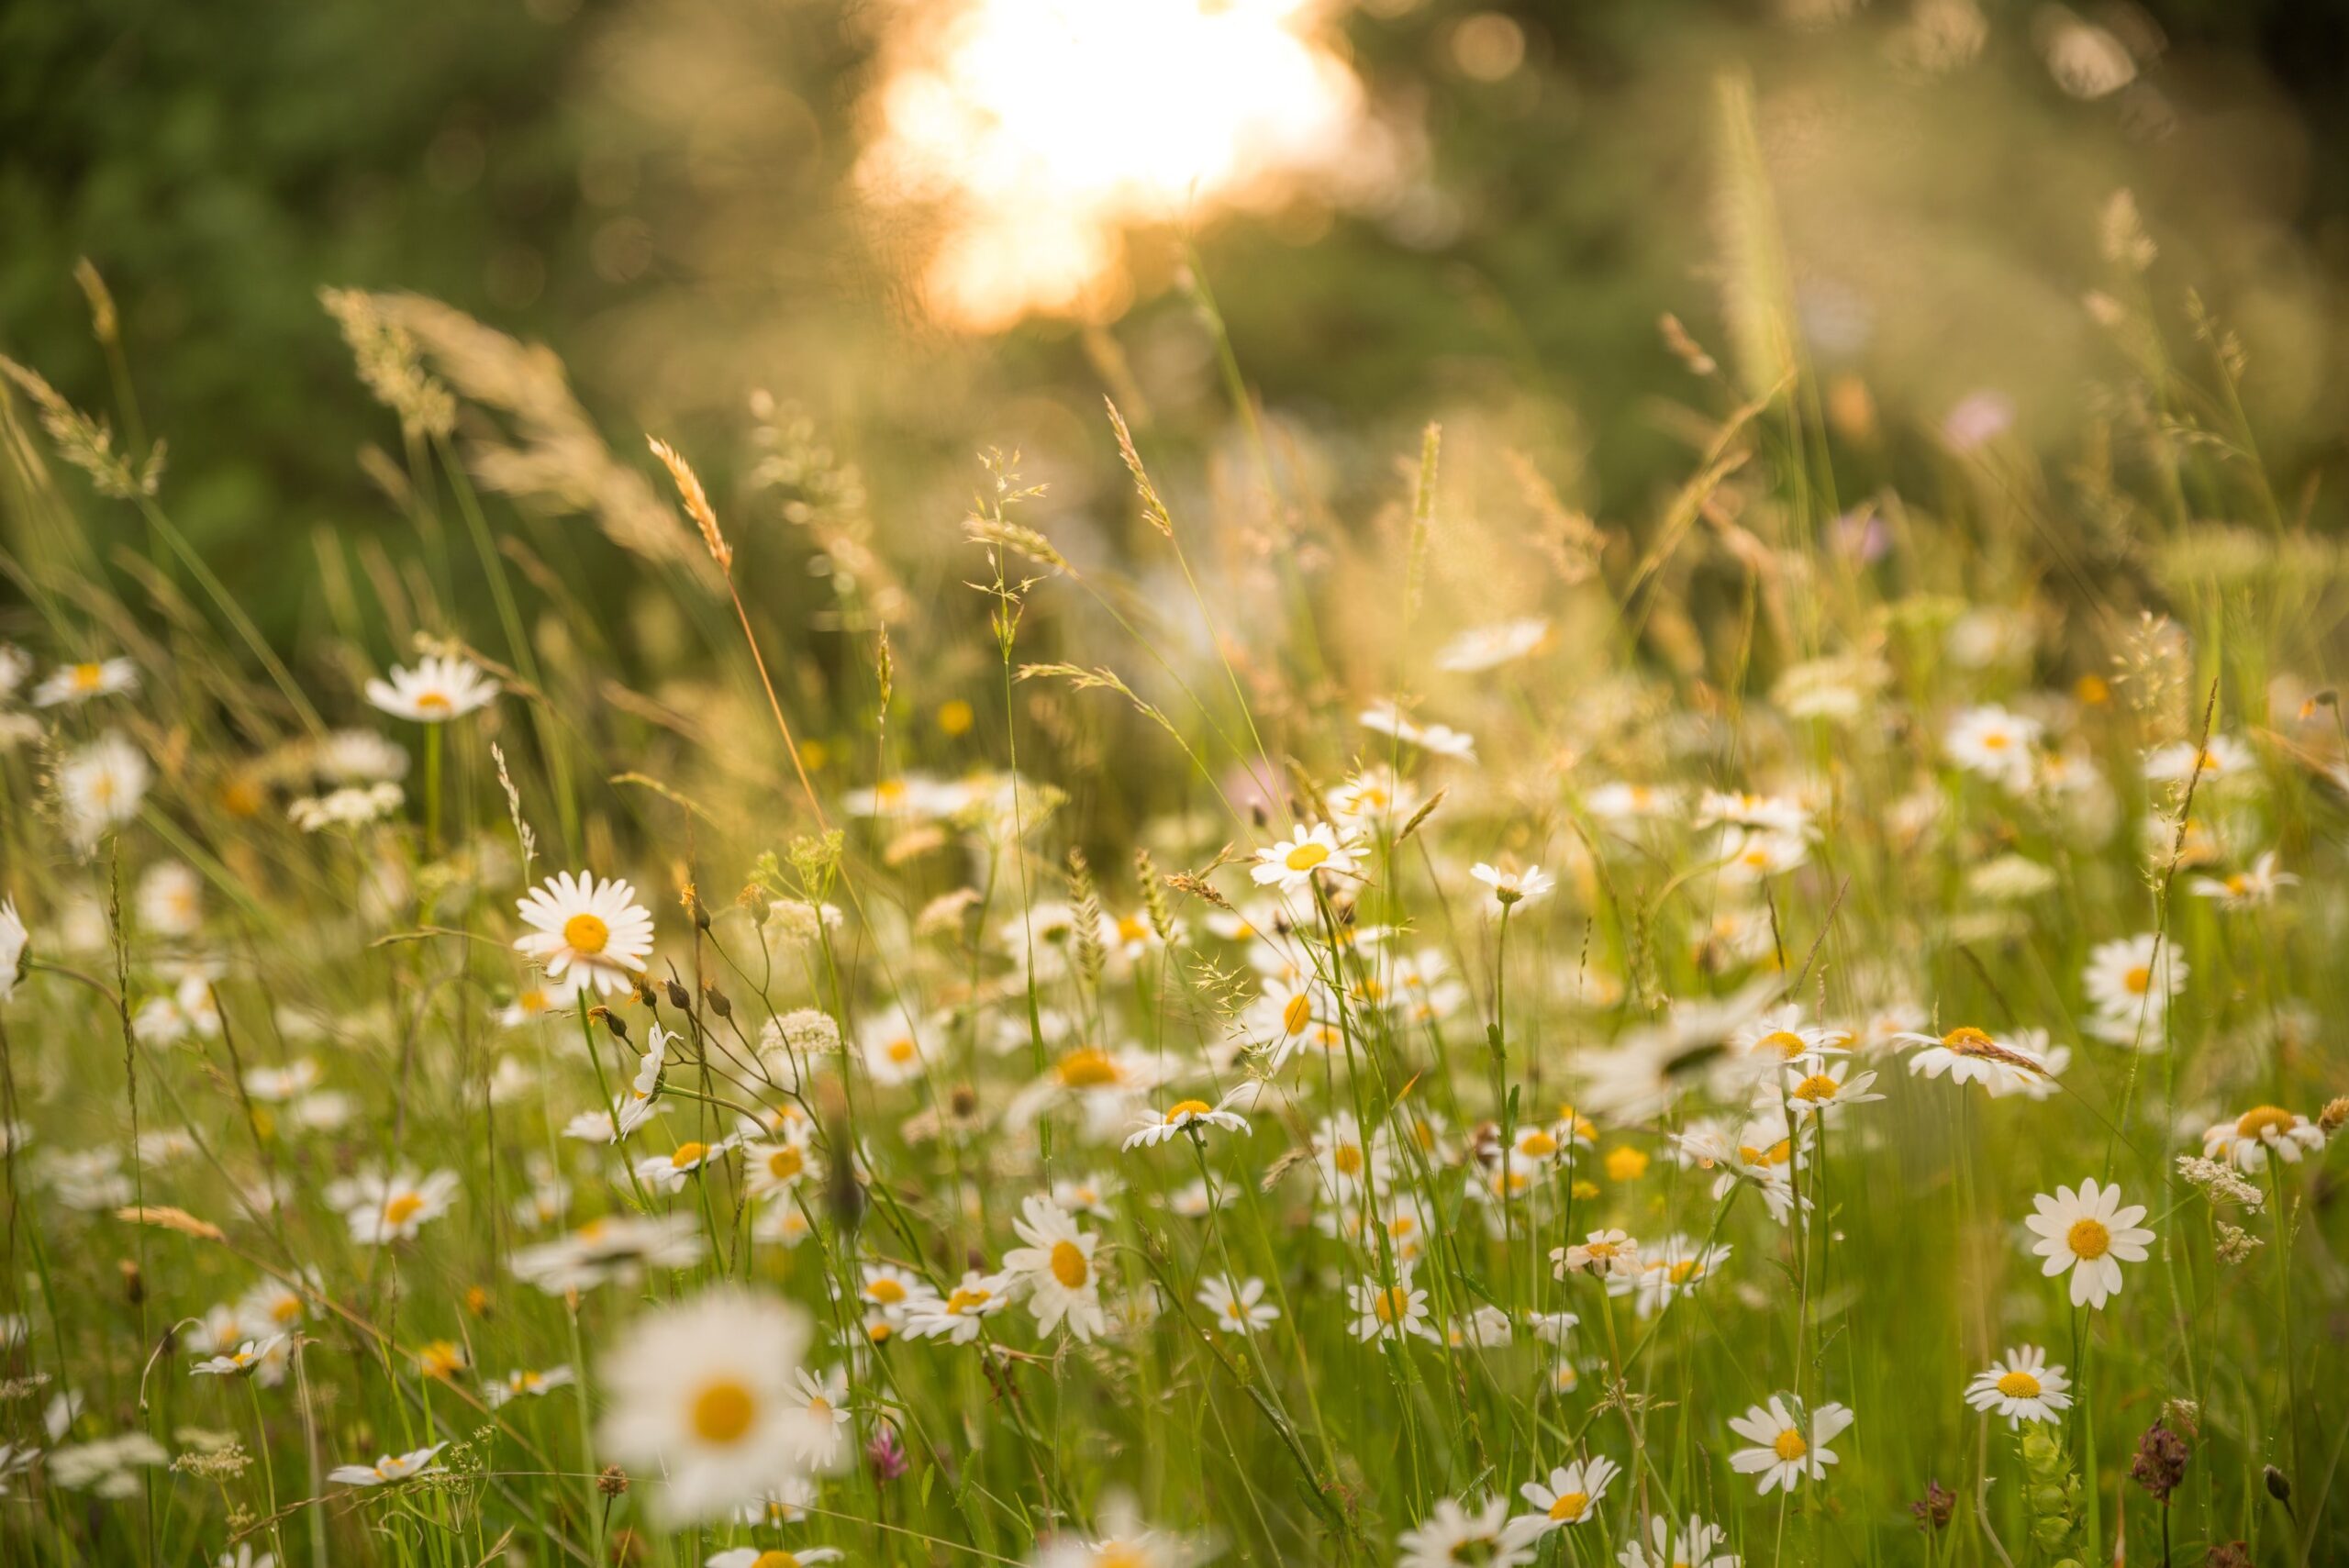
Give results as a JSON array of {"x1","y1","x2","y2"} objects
[{"x1": 4, "y1": 8, "x2": 2348, "y2": 1568}]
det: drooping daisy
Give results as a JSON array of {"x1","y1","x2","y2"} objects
[
  {"x1": 1964, "y1": 1346, "x2": 2072, "y2": 1426},
  {"x1": 60, "y1": 733, "x2": 150, "y2": 848},
  {"x1": 1898, "y1": 1025, "x2": 2062, "y2": 1096},
  {"x1": 328, "y1": 1443, "x2": 449, "y2": 1487},
  {"x1": 1397, "y1": 1496, "x2": 1529, "y2": 1568},
  {"x1": 514, "y1": 873, "x2": 655, "y2": 995},
  {"x1": 1197, "y1": 1274, "x2": 1279, "y2": 1335},
  {"x1": 31, "y1": 657, "x2": 137, "y2": 708},
  {"x1": 1504, "y1": 1455, "x2": 1620, "y2": 1547},
  {"x1": 1436, "y1": 617, "x2": 1551, "y2": 673},
  {"x1": 1617, "y1": 1513, "x2": 1739, "y2": 1568},
  {"x1": 596, "y1": 1286, "x2": 818, "y2": 1524},
  {"x1": 607, "y1": 1031, "x2": 671, "y2": 1142},
  {"x1": 2188, "y1": 852, "x2": 2298, "y2": 910},
  {"x1": 1349, "y1": 1268, "x2": 1435, "y2": 1342},
  {"x1": 1783, "y1": 1061, "x2": 1884, "y2": 1119},
  {"x1": 1121, "y1": 1087, "x2": 1252, "y2": 1151},
  {"x1": 364, "y1": 654, "x2": 499, "y2": 722},
  {"x1": 1944, "y1": 704, "x2": 2043, "y2": 790},
  {"x1": 2023, "y1": 1178, "x2": 2154, "y2": 1308},
  {"x1": 903, "y1": 1271, "x2": 1012, "y2": 1343},
  {"x1": 1727, "y1": 1397, "x2": 1854, "y2": 1494},
  {"x1": 2143, "y1": 734, "x2": 2256, "y2": 788},
  {"x1": 1471, "y1": 862, "x2": 1554, "y2": 909},
  {"x1": 1002, "y1": 1195, "x2": 1107, "y2": 1341},
  {"x1": 2200, "y1": 1106, "x2": 2324, "y2": 1172},
  {"x1": 1250, "y1": 823, "x2": 1360, "y2": 893},
  {"x1": 1553, "y1": 1229, "x2": 1641, "y2": 1280}
]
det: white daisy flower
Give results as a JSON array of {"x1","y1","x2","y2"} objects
[
  {"x1": 634, "y1": 1135, "x2": 738, "y2": 1193},
  {"x1": 1504, "y1": 1455, "x2": 1620, "y2": 1546},
  {"x1": 1609, "y1": 1235, "x2": 1731, "y2": 1318},
  {"x1": 514, "y1": 872, "x2": 655, "y2": 996},
  {"x1": 1783, "y1": 1061, "x2": 1884, "y2": 1119},
  {"x1": 785, "y1": 1366, "x2": 851, "y2": 1471},
  {"x1": 1618, "y1": 1513, "x2": 1738, "y2": 1568},
  {"x1": 2081, "y1": 933, "x2": 2185, "y2": 1026},
  {"x1": 2144, "y1": 734, "x2": 2256, "y2": 787},
  {"x1": 1471, "y1": 862, "x2": 1553, "y2": 909},
  {"x1": 1435, "y1": 617, "x2": 1550, "y2": 673},
  {"x1": 1898, "y1": 1024, "x2": 2065, "y2": 1097},
  {"x1": 903, "y1": 1272, "x2": 1012, "y2": 1344},
  {"x1": 31, "y1": 657, "x2": 137, "y2": 707},
  {"x1": 60, "y1": 733, "x2": 150, "y2": 848},
  {"x1": 2200, "y1": 1106, "x2": 2323, "y2": 1172},
  {"x1": 1553, "y1": 1229, "x2": 1641, "y2": 1280},
  {"x1": 1965, "y1": 1345, "x2": 2071, "y2": 1426},
  {"x1": 135, "y1": 862, "x2": 203, "y2": 938},
  {"x1": 1197, "y1": 1274, "x2": 1279, "y2": 1335},
  {"x1": 1002, "y1": 1195, "x2": 1108, "y2": 1341},
  {"x1": 1397, "y1": 1496, "x2": 1529, "y2": 1568},
  {"x1": 1945, "y1": 704, "x2": 2042, "y2": 790},
  {"x1": 1727, "y1": 1397, "x2": 1853, "y2": 1494},
  {"x1": 329, "y1": 1168, "x2": 461, "y2": 1244},
  {"x1": 2188, "y1": 851, "x2": 2297, "y2": 910},
  {"x1": 328, "y1": 1442, "x2": 448, "y2": 1487},
  {"x1": 856, "y1": 1007, "x2": 933, "y2": 1087},
  {"x1": 190, "y1": 1338, "x2": 283, "y2": 1378},
  {"x1": 1121, "y1": 1087, "x2": 1252, "y2": 1151},
  {"x1": 483, "y1": 1366, "x2": 575, "y2": 1407},
  {"x1": 2023, "y1": 1177, "x2": 2154, "y2": 1308},
  {"x1": 1718, "y1": 826, "x2": 1809, "y2": 883},
  {"x1": 1250, "y1": 823, "x2": 1360, "y2": 893},
  {"x1": 596, "y1": 1286, "x2": 819, "y2": 1524},
  {"x1": 858, "y1": 1263, "x2": 939, "y2": 1326},
  {"x1": 363, "y1": 654, "x2": 498, "y2": 722},
  {"x1": 1584, "y1": 782, "x2": 1683, "y2": 827},
  {"x1": 1348, "y1": 1268, "x2": 1435, "y2": 1342},
  {"x1": 705, "y1": 1546, "x2": 841, "y2": 1568},
  {"x1": 1362, "y1": 703, "x2": 1479, "y2": 762},
  {"x1": 0, "y1": 898, "x2": 27, "y2": 1002}
]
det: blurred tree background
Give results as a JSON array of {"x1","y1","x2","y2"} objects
[{"x1": 5, "y1": 0, "x2": 2349, "y2": 656}]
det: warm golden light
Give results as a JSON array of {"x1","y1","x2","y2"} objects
[{"x1": 854, "y1": 0, "x2": 1392, "y2": 330}]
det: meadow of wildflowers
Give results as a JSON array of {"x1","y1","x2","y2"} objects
[{"x1": 2, "y1": 116, "x2": 2346, "y2": 1568}]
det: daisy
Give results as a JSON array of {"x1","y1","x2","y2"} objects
[
  {"x1": 1731, "y1": 1008, "x2": 1843, "y2": 1068},
  {"x1": 706, "y1": 1548, "x2": 841, "y2": 1568},
  {"x1": 1898, "y1": 1024, "x2": 2063, "y2": 1096},
  {"x1": 1349, "y1": 1268, "x2": 1435, "y2": 1342},
  {"x1": 785, "y1": 1367, "x2": 851, "y2": 1471},
  {"x1": 634, "y1": 1136, "x2": 738, "y2": 1193},
  {"x1": 484, "y1": 1366, "x2": 576, "y2": 1407},
  {"x1": 1245, "y1": 975, "x2": 1334, "y2": 1072},
  {"x1": 508, "y1": 1214, "x2": 704, "y2": 1295},
  {"x1": 596, "y1": 1286, "x2": 818, "y2": 1523},
  {"x1": 364, "y1": 654, "x2": 498, "y2": 722},
  {"x1": 2188, "y1": 852, "x2": 2298, "y2": 910},
  {"x1": 1694, "y1": 789, "x2": 1814, "y2": 838},
  {"x1": 1965, "y1": 1346, "x2": 2072, "y2": 1426},
  {"x1": 1945, "y1": 704, "x2": 2042, "y2": 789},
  {"x1": 1436, "y1": 617, "x2": 1551, "y2": 673},
  {"x1": 1121, "y1": 1087, "x2": 1252, "y2": 1151},
  {"x1": 330, "y1": 1168, "x2": 461, "y2": 1244},
  {"x1": 2081, "y1": 933, "x2": 2185, "y2": 1025},
  {"x1": 1618, "y1": 1514, "x2": 1739, "y2": 1568},
  {"x1": 1718, "y1": 826, "x2": 1809, "y2": 883},
  {"x1": 60, "y1": 733, "x2": 150, "y2": 848},
  {"x1": 1727, "y1": 1397, "x2": 1854, "y2": 1494},
  {"x1": 2200, "y1": 1106, "x2": 2324, "y2": 1172},
  {"x1": 857, "y1": 1263, "x2": 939, "y2": 1327},
  {"x1": 191, "y1": 1338, "x2": 283, "y2": 1378},
  {"x1": 1397, "y1": 1496, "x2": 1529, "y2": 1568},
  {"x1": 608, "y1": 1032, "x2": 671, "y2": 1141},
  {"x1": 1197, "y1": 1274, "x2": 1279, "y2": 1335},
  {"x1": 1329, "y1": 766, "x2": 1420, "y2": 828},
  {"x1": 1610, "y1": 1236, "x2": 1731, "y2": 1318},
  {"x1": 328, "y1": 1443, "x2": 449, "y2": 1487},
  {"x1": 1471, "y1": 862, "x2": 1554, "y2": 909},
  {"x1": 2144, "y1": 734, "x2": 2256, "y2": 787},
  {"x1": 1783, "y1": 1061, "x2": 1884, "y2": 1118},
  {"x1": 856, "y1": 1008, "x2": 932, "y2": 1087},
  {"x1": 136, "y1": 862, "x2": 203, "y2": 937},
  {"x1": 31, "y1": 657, "x2": 136, "y2": 707},
  {"x1": 514, "y1": 873, "x2": 655, "y2": 996},
  {"x1": 1250, "y1": 823, "x2": 1360, "y2": 893},
  {"x1": 1585, "y1": 782, "x2": 1683, "y2": 827},
  {"x1": 1504, "y1": 1455, "x2": 1620, "y2": 1547},
  {"x1": 2023, "y1": 1178, "x2": 2154, "y2": 1308},
  {"x1": 495, "y1": 977, "x2": 582, "y2": 1029},
  {"x1": 1363, "y1": 703, "x2": 1479, "y2": 762},
  {"x1": 744, "y1": 1135, "x2": 820, "y2": 1199},
  {"x1": 1002, "y1": 1195, "x2": 1108, "y2": 1340},
  {"x1": 903, "y1": 1272, "x2": 1013, "y2": 1343},
  {"x1": 1553, "y1": 1229, "x2": 1641, "y2": 1280}
]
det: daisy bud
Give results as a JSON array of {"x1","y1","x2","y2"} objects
[
  {"x1": 593, "y1": 1007, "x2": 629, "y2": 1044},
  {"x1": 703, "y1": 986, "x2": 731, "y2": 1021},
  {"x1": 664, "y1": 979, "x2": 691, "y2": 1011}
]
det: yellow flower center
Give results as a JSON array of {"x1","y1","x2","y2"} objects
[
  {"x1": 1755, "y1": 1029, "x2": 1809, "y2": 1059},
  {"x1": 2122, "y1": 964, "x2": 2152, "y2": 995},
  {"x1": 1117, "y1": 916, "x2": 1148, "y2": 943},
  {"x1": 1585, "y1": 1240, "x2": 1620, "y2": 1259},
  {"x1": 1372, "y1": 1285, "x2": 1409, "y2": 1323},
  {"x1": 1668, "y1": 1259, "x2": 1701, "y2": 1284},
  {"x1": 688, "y1": 1378, "x2": 756, "y2": 1445},
  {"x1": 1942, "y1": 1026, "x2": 1996, "y2": 1055},
  {"x1": 1282, "y1": 993, "x2": 1313, "y2": 1035},
  {"x1": 1791, "y1": 1073, "x2": 1840, "y2": 1102},
  {"x1": 1981, "y1": 731, "x2": 2009, "y2": 751},
  {"x1": 2235, "y1": 1106, "x2": 2295, "y2": 1140},
  {"x1": 669, "y1": 1142, "x2": 707, "y2": 1169},
  {"x1": 1330, "y1": 1144, "x2": 1364, "y2": 1176},
  {"x1": 751, "y1": 1551, "x2": 802, "y2": 1568},
  {"x1": 414, "y1": 690, "x2": 452, "y2": 714},
  {"x1": 1774, "y1": 1429, "x2": 1808, "y2": 1462},
  {"x1": 866, "y1": 1277, "x2": 907, "y2": 1305},
  {"x1": 885, "y1": 1038, "x2": 918, "y2": 1063},
  {"x1": 1518, "y1": 1129, "x2": 1559, "y2": 1158},
  {"x1": 1996, "y1": 1370, "x2": 2043, "y2": 1398},
  {"x1": 1056, "y1": 1048, "x2": 1120, "y2": 1088},
  {"x1": 1283, "y1": 841, "x2": 1330, "y2": 872},
  {"x1": 562, "y1": 913, "x2": 610, "y2": 955},
  {"x1": 766, "y1": 1147, "x2": 805, "y2": 1180},
  {"x1": 946, "y1": 1286, "x2": 993, "y2": 1315},
  {"x1": 1164, "y1": 1099, "x2": 1212, "y2": 1123},
  {"x1": 383, "y1": 1192, "x2": 426, "y2": 1227},
  {"x1": 1049, "y1": 1239, "x2": 1090, "y2": 1289},
  {"x1": 1606, "y1": 1146, "x2": 1650, "y2": 1182},
  {"x1": 2066, "y1": 1218, "x2": 2111, "y2": 1260},
  {"x1": 1547, "y1": 1491, "x2": 1590, "y2": 1522},
  {"x1": 71, "y1": 662, "x2": 104, "y2": 692}
]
